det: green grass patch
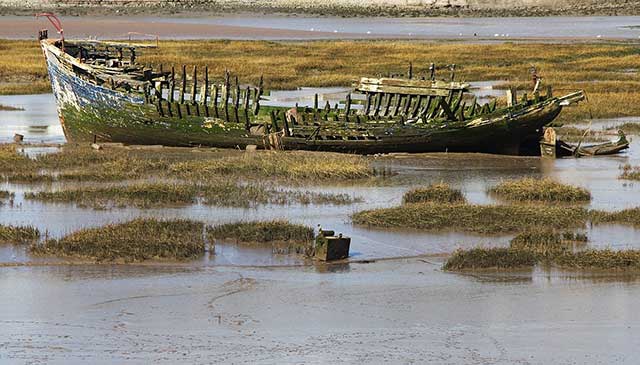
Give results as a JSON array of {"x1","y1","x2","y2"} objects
[
  {"x1": 207, "y1": 220, "x2": 314, "y2": 243},
  {"x1": 207, "y1": 220, "x2": 315, "y2": 254},
  {"x1": 488, "y1": 178, "x2": 591, "y2": 203},
  {"x1": 510, "y1": 229, "x2": 587, "y2": 257},
  {"x1": 25, "y1": 183, "x2": 198, "y2": 209},
  {"x1": 443, "y1": 247, "x2": 538, "y2": 270},
  {"x1": 30, "y1": 218, "x2": 205, "y2": 262},
  {"x1": 168, "y1": 151, "x2": 373, "y2": 181},
  {"x1": 352, "y1": 202, "x2": 590, "y2": 234},
  {"x1": 402, "y1": 183, "x2": 466, "y2": 204},
  {"x1": 0, "y1": 224, "x2": 40, "y2": 244},
  {"x1": 594, "y1": 207, "x2": 640, "y2": 227},
  {"x1": 553, "y1": 249, "x2": 640, "y2": 270}
]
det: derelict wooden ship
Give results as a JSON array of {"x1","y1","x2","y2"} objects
[{"x1": 38, "y1": 29, "x2": 586, "y2": 155}]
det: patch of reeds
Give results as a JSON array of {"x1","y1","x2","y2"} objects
[
  {"x1": 24, "y1": 181, "x2": 359, "y2": 209},
  {"x1": 443, "y1": 247, "x2": 538, "y2": 270},
  {"x1": 0, "y1": 224, "x2": 40, "y2": 244},
  {"x1": 0, "y1": 104, "x2": 24, "y2": 111},
  {"x1": 488, "y1": 178, "x2": 591, "y2": 203},
  {"x1": 25, "y1": 183, "x2": 198, "y2": 209},
  {"x1": 402, "y1": 183, "x2": 466, "y2": 204},
  {"x1": 30, "y1": 218, "x2": 205, "y2": 262},
  {"x1": 206, "y1": 220, "x2": 315, "y2": 255},
  {"x1": 553, "y1": 249, "x2": 640, "y2": 270},
  {"x1": 352, "y1": 202, "x2": 590, "y2": 234},
  {"x1": 615, "y1": 122, "x2": 640, "y2": 135},
  {"x1": 619, "y1": 164, "x2": 640, "y2": 181},
  {"x1": 169, "y1": 151, "x2": 373, "y2": 181},
  {"x1": 207, "y1": 220, "x2": 314, "y2": 243},
  {"x1": 594, "y1": 207, "x2": 640, "y2": 227},
  {"x1": 509, "y1": 228, "x2": 587, "y2": 257}
]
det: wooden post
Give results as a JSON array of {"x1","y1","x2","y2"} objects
[
  {"x1": 202, "y1": 66, "x2": 210, "y2": 117},
  {"x1": 244, "y1": 86, "x2": 251, "y2": 131},
  {"x1": 212, "y1": 85, "x2": 219, "y2": 118},
  {"x1": 169, "y1": 66, "x2": 175, "y2": 102},
  {"x1": 408, "y1": 62, "x2": 413, "y2": 79},
  {"x1": 192, "y1": 65, "x2": 198, "y2": 105},
  {"x1": 450, "y1": 64, "x2": 456, "y2": 81},
  {"x1": 429, "y1": 63, "x2": 435, "y2": 80},
  {"x1": 381, "y1": 93, "x2": 391, "y2": 117},
  {"x1": 372, "y1": 93, "x2": 382, "y2": 116},
  {"x1": 363, "y1": 92, "x2": 372, "y2": 115},
  {"x1": 223, "y1": 71, "x2": 230, "y2": 122},
  {"x1": 391, "y1": 94, "x2": 401, "y2": 116},
  {"x1": 179, "y1": 65, "x2": 186, "y2": 104}
]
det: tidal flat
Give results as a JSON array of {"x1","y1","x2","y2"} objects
[{"x1": 3, "y1": 33, "x2": 640, "y2": 363}]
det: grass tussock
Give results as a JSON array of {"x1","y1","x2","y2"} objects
[
  {"x1": 594, "y1": 207, "x2": 640, "y2": 227},
  {"x1": 403, "y1": 183, "x2": 466, "y2": 204},
  {"x1": 207, "y1": 220, "x2": 314, "y2": 244},
  {"x1": 0, "y1": 190, "x2": 14, "y2": 200},
  {"x1": 510, "y1": 228, "x2": 587, "y2": 257},
  {"x1": 25, "y1": 183, "x2": 198, "y2": 209},
  {"x1": 445, "y1": 228, "x2": 640, "y2": 271},
  {"x1": 619, "y1": 164, "x2": 640, "y2": 181},
  {"x1": 0, "y1": 144, "x2": 373, "y2": 184},
  {"x1": 615, "y1": 122, "x2": 640, "y2": 135},
  {"x1": 352, "y1": 202, "x2": 590, "y2": 234},
  {"x1": 443, "y1": 247, "x2": 538, "y2": 270},
  {"x1": 553, "y1": 249, "x2": 640, "y2": 270},
  {"x1": 0, "y1": 224, "x2": 40, "y2": 244},
  {"x1": 24, "y1": 182, "x2": 359, "y2": 209},
  {"x1": 169, "y1": 151, "x2": 373, "y2": 181},
  {"x1": 0, "y1": 104, "x2": 24, "y2": 111},
  {"x1": 488, "y1": 178, "x2": 591, "y2": 203},
  {"x1": 30, "y1": 218, "x2": 205, "y2": 262}
]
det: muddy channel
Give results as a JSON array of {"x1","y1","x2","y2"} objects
[{"x1": 1, "y1": 87, "x2": 640, "y2": 363}]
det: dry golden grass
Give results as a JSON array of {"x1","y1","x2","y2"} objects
[{"x1": 2, "y1": 39, "x2": 640, "y2": 122}]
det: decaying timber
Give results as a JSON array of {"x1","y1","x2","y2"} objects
[
  {"x1": 39, "y1": 29, "x2": 587, "y2": 155},
  {"x1": 540, "y1": 127, "x2": 629, "y2": 158}
]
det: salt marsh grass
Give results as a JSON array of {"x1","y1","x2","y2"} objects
[
  {"x1": 488, "y1": 178, "x2": 591, "y2": 203},
  {"x1": 30, "y1": 218, "x2": 205, "y2": 262},
  {"x1": 402, "y1": 183, "x2": 466, "y2": 204}
]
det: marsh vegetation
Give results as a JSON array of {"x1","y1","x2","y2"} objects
[
  {"x1": 488, "y1": 178, "x2": 591, "y2": 203},
  {"x1": 30, "y1": 218, "x2": 206, "y2": 262},
  {"x1": 402, "y1": 183, "x2": 466, "y2": 204}
]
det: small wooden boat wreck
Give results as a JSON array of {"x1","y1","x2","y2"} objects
[
  {"x1": 37, "y1": 24, "x2": 586, "y2": 155},
  {"x1": 540, "y1": 127, "x2": 629, "y2": 158}
]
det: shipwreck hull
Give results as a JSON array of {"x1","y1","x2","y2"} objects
[{"x1": 42, "y1": 39, "x2": 574, "y2": 155}]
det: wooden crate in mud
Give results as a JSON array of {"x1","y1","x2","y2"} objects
[{"x1": 314, "y1": 230, "x2": 351, "y2": 261}]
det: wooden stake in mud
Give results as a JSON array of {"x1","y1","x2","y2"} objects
[
  {"x1": 429, "y1": 63, "x2": 435, "y2": 80},
  {"x1": 450, "y1": 64, "x2": 456, "y2": 82},
  {"x1": 253, "y1": 75, "x2": 264, "y2": 115},
  {"x1": 202, "y1": 66, "x2": 210, "y2": 117},
  {"x1": 169, "y1": 66, "x2": 175, "y2": 103},
  {"x1": 345, "y1": 93, "x2": 352, "y2": 116},
  {"x1": 408, "y1": 62, "x2": 413, "y2": 79},
  {"x1": 191, "y1": 66, "x2": 198, "y2": 105},
  {"x1": 212, "y1": 85, "x2": 219, "y2": 118},
  {"x1": 179, "y1": 65, "x2": 186, "y2": 104},
  {"x1": 223, "y1": 70, "x2": 230, "y2": 122},
  {"x1": 244, "y1": 86, "x2": 251, "y2": 131},
  {"x1": 234, "y1": 76, "x2": 240, "y2": 123},
  {"x1": 314, "y1": 93, "x2": 319, "y2": 112},
  {"x1": 281, "y1": 110, "x2": 291, "y2": 137}
]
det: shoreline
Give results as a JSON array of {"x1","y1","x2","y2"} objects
[{"x1": 3, "y1": 3, "x2": 640, "y2": 18}]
